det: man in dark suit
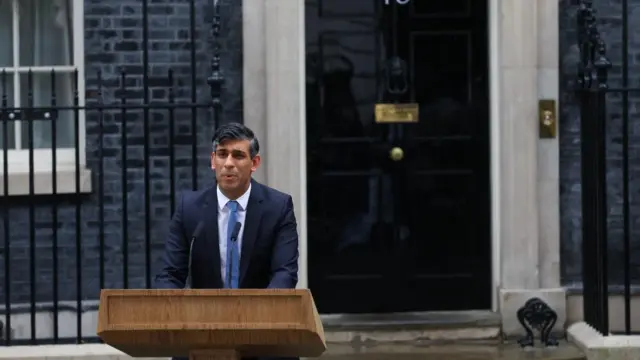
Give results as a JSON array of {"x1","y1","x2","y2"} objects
[{"x1": 155, "y1": 122, "x2": 299, "y2": 360}]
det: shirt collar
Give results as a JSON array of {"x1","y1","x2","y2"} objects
[{"x1": 217, "y1": 183, "x2": 251, "y2": 211}]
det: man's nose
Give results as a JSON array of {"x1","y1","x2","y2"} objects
[{"x1": 223, "y1": 155, "x2": 234, "y2": 167}]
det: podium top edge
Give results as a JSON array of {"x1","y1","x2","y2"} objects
[{"x1": 100, "y1": 289, "x2": 311, "y2": 297}]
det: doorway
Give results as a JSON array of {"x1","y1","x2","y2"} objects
[{"x1": 305, "y1": 0, "x2": 491, "y2": 314}]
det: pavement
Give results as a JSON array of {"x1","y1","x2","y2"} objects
[{"x1": 0, "y1": 342, "x2": 586, "y2": 360}]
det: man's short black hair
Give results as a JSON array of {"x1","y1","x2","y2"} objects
[{"x1": 211, "y1": 122, "x2": 260, "y2": 158}]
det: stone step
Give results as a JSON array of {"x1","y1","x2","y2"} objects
[
  {"x1": 321, "y1": 310, "x2": 502, "y2": 344},
  {"x1": 317, "y1": 343, "x2": 586, "y2": 360}
]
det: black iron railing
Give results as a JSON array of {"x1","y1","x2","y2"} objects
[
  {"x1": 0, "y1": 0, "x2": 225, "y2": 346},
  {"x1": 577, "y1": 0, "x2": 637, "y2": 335}
]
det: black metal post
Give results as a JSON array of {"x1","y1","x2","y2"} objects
[
  {"x1": 1, "y1": 70, "x2": 11, "y2": 346},
  {"x1": 49, "y1": 70, "x2": 60, "y2": 343},
  {"x1": 26, "y1": 70, "x2": 36, "y2": 344},
  {"x1": 120, "y1": 72, "x2": 129, "y2": 290},
  {"x1": 142, "y1": 0, "x2": 152, "y2": 290},
  {"x1": 208, "y1": 0, "x2": 224, "y2": 130},
  {"x1": 73, "y1": 69, "x2": 82, "y2": 344},
  {"x1": 577, "y1": 0, "x2": 612, "y2": 335},
  {"x1": 190, "y1": 0, "x2": 199, "y2": 190},
  {"x1": 620, "y1": 0, "x2": 632, "y2": 335}
]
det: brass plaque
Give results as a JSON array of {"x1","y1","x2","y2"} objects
[
  {"x1": 374, "y1": 103, "x2": 419, "y2": 123},
  {"x1": 539, "y1": 99, "x2": 557, "y2": 139}
]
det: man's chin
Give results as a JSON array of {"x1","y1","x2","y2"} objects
[{"x1": 218, "y1": 181, "x2": 239, "y2": 192}]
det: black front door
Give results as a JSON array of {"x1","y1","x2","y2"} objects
[{"x1": 305, "y1": 0, "x2": 491, "y2": 314}]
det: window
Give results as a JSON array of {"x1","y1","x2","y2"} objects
[{"x1": 0, "y1": 0, "x2": 91, "y2": 195}]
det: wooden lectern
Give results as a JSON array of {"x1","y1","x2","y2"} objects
[{"x1": 97, "y1": 289, "x2": 327, "y2": 360}]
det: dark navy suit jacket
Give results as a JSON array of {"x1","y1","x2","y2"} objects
[
  {"x1": 154, "y1": 179, "x2": 299, "y2": 360},
  {"x1": 155, "y1": 179, "x2": 299, "y2": 290}
]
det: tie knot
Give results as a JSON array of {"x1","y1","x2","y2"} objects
[{"x1": 227, "y1": 200, "x2": 238, "y2": 212}]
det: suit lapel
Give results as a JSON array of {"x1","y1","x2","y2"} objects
[
  {"x1": 240, "y1": 181, "x2": 264, "y2": 285},
  {"x1": 203, "y1": 188, "x2": 223, "y2": 287}
]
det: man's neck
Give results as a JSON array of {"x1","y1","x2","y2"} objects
[{"x1": 219, "y1": 183, "x2": 250, "y2": 201}]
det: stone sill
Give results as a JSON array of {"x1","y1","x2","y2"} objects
[
  {"x1": 0, "y1": 168, "x2": 93, "y2": 196},
  {"x1": 321, "y1": 310, "x2": 501, "y2": 331}
]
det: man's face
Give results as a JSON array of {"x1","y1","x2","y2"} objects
[{"x1": 211, "y1": 139, "x2": 260, "y2": 198}]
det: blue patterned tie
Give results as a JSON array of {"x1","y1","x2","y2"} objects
[{"x1": 225, "y1": 200, "x2": 240, "y2": 288}]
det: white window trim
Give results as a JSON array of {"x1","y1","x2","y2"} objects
[{"x1": 0, "y1": 0, "x2": 92, "y2": 196}]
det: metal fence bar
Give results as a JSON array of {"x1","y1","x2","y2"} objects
[
  {"x1": 0, "y1": 103, "x2": 225, "y2": 112},
  {"x1": 577, "y1": 0, "x2": 612, "y2": 335},
  {"x1": 120, "y1": 71, "x2": 129, "y2": 291},
  {"x1": 73, "y1": 69, "x2": 83, "y2": 344},
  {"x1": 580, "y1": 88, "x2": 609, "y2": 334},
  {"x1": 1, "y1": 70, "x2": 10, "y2": 346},
  {"x1": 209, "y1": 0, "x2": 224, "y2": 130},
  {"x1": 168, "y1": 70, "x2": 177, "y2": 216},
  {"x1": 620, "y1": 0, "x2": 631, "y2": 336},
  {"x1": 96, "y1": 70, "x2": 106, "y2": 345},
  {"x1": 27, "y1": 70, "x2": 36, "y2": 344},
  {"x1": 142, "y1": 0, "x2": 152, "y2": 290},
  {"x1": 97, "y1": 70, "x2": 106, "y2": 300},
  {"x1": 50, "y1": 70, "x2": 59, "y2": 343},
  {"x1": 190, "y1": 0, "x2": 199, "y2": 190}
]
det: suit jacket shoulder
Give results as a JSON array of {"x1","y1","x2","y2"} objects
[
  {"x1": 252, "y1": 181, "x2": 293, "y2": 210},
  {"x1": 180, "y1": 187, "x2": 210, "y2": 208},
  {"x1": 177, "y1": 186, "x2": 216, "y2": 232}
]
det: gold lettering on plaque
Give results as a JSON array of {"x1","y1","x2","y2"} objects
[{"x1": 374, "y1": 103, "x2": 419, "y2": 123}]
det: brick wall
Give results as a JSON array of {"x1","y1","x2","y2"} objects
[
  {"x1": 559, "y1": 0, "x2": 640, "y2": 288},
  {"x1": 0, "y1": 0, "x2": 243, "y2": 306}
]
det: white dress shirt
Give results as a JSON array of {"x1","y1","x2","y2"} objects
[{"x1": 217, "y1": 184, "x2": 251, "y2": 283}]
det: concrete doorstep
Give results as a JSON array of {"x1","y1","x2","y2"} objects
[{"x1": 568, "y1": 321, "x2": 640, "y2": 360}]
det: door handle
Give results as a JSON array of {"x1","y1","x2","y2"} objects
[{"x1": 389, "y1": 147, "x2": 404, "y2": 161}]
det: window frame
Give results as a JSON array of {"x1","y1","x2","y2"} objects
[{"x1": 0, "y1": 0, "x2": 91, "y2": 196}]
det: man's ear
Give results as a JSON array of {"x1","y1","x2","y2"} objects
[
  {"x1": 210, "y1": 152, "x2": 216, "y2": 170},
  {"x1": 251, "y1": 154, "x2": 261, "y2": 172}
]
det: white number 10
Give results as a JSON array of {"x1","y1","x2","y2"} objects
[{"x1": 384, "y1": 0, "x2": 410, "y2": 4}]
